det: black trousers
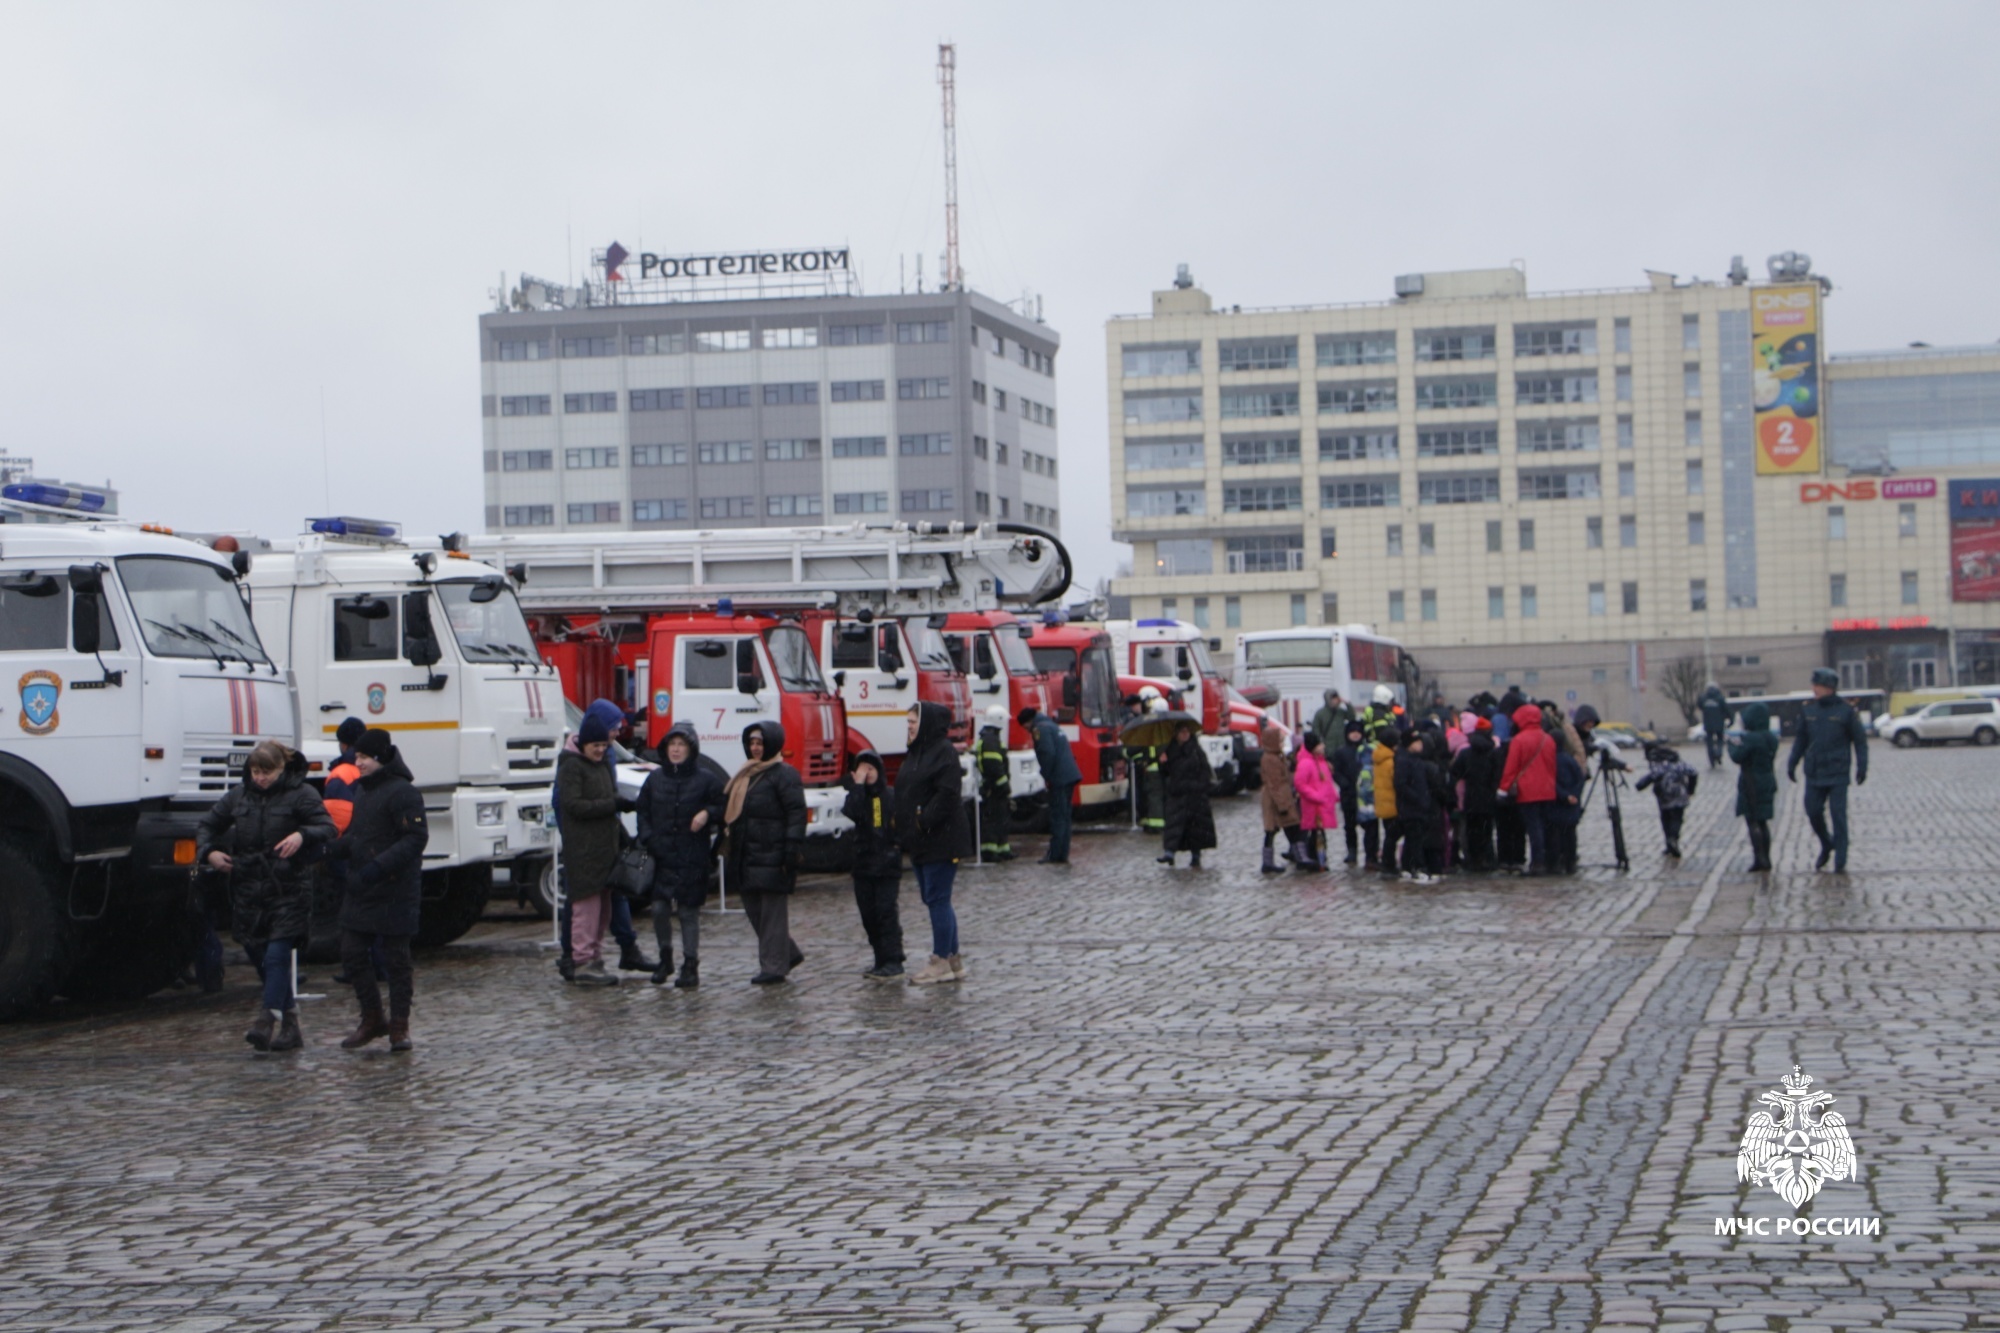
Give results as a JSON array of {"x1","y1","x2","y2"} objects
[
  {"x1": 1496, "y1": 806, "x2": 1526, "y2": 867},
  {"x1": 1463, "y1": 813, "x2": 1495, "y2": 870},
  {"x1": 1659, "y1": 805, "x2": 1686, "y2": 849},
  {"x1": 739, "y1": 892, "x2": 800, "y2": 978},
  {"x1": 1380, "y1": 817, "x2": 1403, "y2": 870},
  {"x1": 851, "y1": 873, "x2": 906, "y2": 967},
  {"x1": 651, "y1": 895, "x2": 701, "y2": 967},
  {"x1": 341, "y1": 930, "x2": 413, "y2": 1021}
]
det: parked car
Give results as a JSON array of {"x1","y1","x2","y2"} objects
[{"x1": 1880, "y1": 697, "x2": 2000, "y2": 748}]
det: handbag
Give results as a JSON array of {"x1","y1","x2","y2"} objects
[{"x1": 607, "y1": 844, "x2": 656, "y2": 900}]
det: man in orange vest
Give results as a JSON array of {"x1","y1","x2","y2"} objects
[{"x1": 323, "y1": 718, "x2": 382, "y2": 984}]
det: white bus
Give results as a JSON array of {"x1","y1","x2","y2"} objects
[{"x1": 1233, "y1": 625, "x2": 1412, "y2": 734}]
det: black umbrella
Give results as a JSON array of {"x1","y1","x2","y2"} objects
[{"x1": 1120, "y1": 710, "x2": 1200, "y2": 751}]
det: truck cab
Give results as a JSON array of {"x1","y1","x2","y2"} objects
[
  {"x1": 804, "y1": 611, "x2": 973, "y2": 793},
  {"x1": 943, "y1": 610, "x2": 1051, "y2": 804},
  {"x1": 1105, "y1": 618, "x2": 1239, "y2": 792},
  {"x1": 0, "y1": 495, "x2": 296, "y2": 1016},
  {"x1": 1026, "y1": 621, "x2": 1129, "y2": 816}
]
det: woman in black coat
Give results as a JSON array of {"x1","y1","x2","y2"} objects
[
  {"x1": 637, "y1": 722, "x2": 725, "y2": 988},
  {"x1": 896, "y1": 701, "x2": 972, "y2": 985},
  {"x1": 195, "y1": 741, "x2": 334, "y2": 1052},
  {"x1": 723, "y1": 720, "x2": 807, "y2": 984},
  {"x1": 557, "y1": 709, "x2": 627, "y2": 987},
  {"x1": 1158, "y1": 722, "x2": 1216, "y2": 868},
  {"x1": 331, "y1": 728, "x2": 428, "y2": 1051},
  {"x1": 1449, "y1": 720, "x2": 1502, "y2": 872}
]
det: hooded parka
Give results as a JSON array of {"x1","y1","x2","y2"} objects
[
  {"x1": 1259, "y1": 724, "x2": 1301, "y2": 831},
  {"x1": 195, "y1": 750, "x2": 335, "y2": 954},
  {"x1": 895, "y1": 701, "x2": 971, "y2": 867},
  {"x1": 1161, "y1": 730, "x2": 1217, "y2": 852},
  {"x1": 1497, "y1": 704, "x2": 1558, "y2": 804},
  {"x1": 556, "y1": 744, "x2": 624, "y2": 902},
  {"x1": 334, "y1": 749, "x2": 428, "y2": 936},
  {"x1": 638, "y1": 722, "x2": 726, "y2": 907},
  {"x1": 841, "y1": 748, "x2": 903, "y2": 878},
  {"x1": 725, "y1": 720, "x2": 807, "y2": 894},
  {"x1": 1450, "y1": 728, "x2": 1503, "y2": 815},
  {"x1": 1730, "y1": 701, "x2": 1780, "y2": 820}
]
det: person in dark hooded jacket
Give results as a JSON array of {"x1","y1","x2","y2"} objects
[
  {"x1": 557, "y1": 709, "x2": 627, "y2": 988},
  {"x1": 1449, "y1": 717, "x2": 1501, "y2": 871},
  {"x1": 897, "y1": 701, "x2": 971, "y2": 984},
  {"x1": 1730, "y1": 699, "x2": 1779, "y2": 871},
  {"x1": 638, "y1": 721, "x2": 725, "y2": 988},
  {"x1": 330, "y1": 728, "x2": 427, "y2": 1051},
  {"x1": 1392, "y1": 731, "x2": 1440, "y2": 881},
  {"x1": 1329, "y1": 719, "x2": 1375, "y2": 867},
  {"x1": 196, "y1": 741, "x2": 334, "y2": 1052},
  {"x1": 1158, "y1": 720, "x2": 1217, "y2": 868},
  {"x1": 842, "y1": 748, "x2": 907, "y2": 979},
  {"x1": 724, "y1": 720, "x2": 807, "y2": 984}
]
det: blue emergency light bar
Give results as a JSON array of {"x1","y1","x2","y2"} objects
[
  {"x1": 3, "y1": 483, "x2": 110, "y2": 512},
  {"x1": 1136, "y1": 618, "x2": 1179, "y2": 628},
  {"x1": 308, "y1": 516, "x2": 403, "y2": 541}
]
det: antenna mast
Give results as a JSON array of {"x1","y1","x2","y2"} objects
[{"x1": 937, "y1": 42, "x2": 960, "y2": 292}]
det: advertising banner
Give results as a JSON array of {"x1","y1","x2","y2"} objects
[
  {"x1": 1947, "y1": 479, "x2": 2000, "y2": 521},
  {"x1": 1951, "y1": 519, "x2": 2000, "y2": 602},
  {"x1": 1752, "y1": 284, "x2": 1823, "y2": 475}
]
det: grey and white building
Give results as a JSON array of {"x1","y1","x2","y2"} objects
[{"x1": 479, "y1": 283, "x2": 1062, "y2": 535}]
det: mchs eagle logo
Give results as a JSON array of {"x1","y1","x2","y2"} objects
[{"x1": 1738, "y1": 1065, "x2": 1857, "y2": 1209}]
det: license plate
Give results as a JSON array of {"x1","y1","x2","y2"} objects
[{"x1": 528, "y1": 826, "x2": 550, "y2": 844}]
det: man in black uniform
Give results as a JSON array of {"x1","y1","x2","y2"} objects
[{"x1": 1787, "y1": 667, "x2": 1869, "y2": 873}]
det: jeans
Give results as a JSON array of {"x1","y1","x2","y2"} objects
[
  {"x1": 1804, "y1": 783, "x2": 1851, "y2": 867},
  {"x1": 851, "y1": 873, "x2": 906, "y2": 967},
  {"x1": 341, "y1": 930, "x2": 413, "y2": 1020},
  {"x1": 1520, "y1": 802, "x2": 1550, "y2": 870},
  {"x1": 1045, "y1": 784, "x2": 1074, "y2": 862},
  {"x1": 610, "y1": 893, "x2": 639, "y2": 950},
  {"x1": 258, "y1": 938, "x2": 297, "y2": 1013},
  {"x1": 914, "y1": 860, "x2": 959, "y2": 959},
  {"x1": 651, "y1": 895, "x2": 700, "y2": 969}
]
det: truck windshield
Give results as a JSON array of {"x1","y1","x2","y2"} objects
[
  {"x1": 1079, "y1": 643, "x2": 1119, "y2": 728},
  {"x1": 1188, "y1": 636, "x2": 1219, "y2": 680},
  {"x1": 118, "y1": 556, "x2": 270, "y2": 664},
  {"x1": 907, "y1": 622, "x2": 955, "y2": 672},
  {"x1": 765, "y1": 625, "x2": 826, "y2": 693},
  {"x1": 996, "y1": 627, "x2": 1039, "y2": 676},
  {"x1": 436, "y1": 582, "x2": 539, "y2": 663}
]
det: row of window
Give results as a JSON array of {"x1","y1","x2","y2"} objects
[
  {"x1": 509, "y1": 489, "x2": 996, "y2": 526},
  {"x1": 1127, "y1": 416, "x2": 1709, "y2": 470},
  {"x1": 501, "y1": 321, "x2": 1006, "y2": 362},
  {"x1": 1153, "y1": 511, "x2": 1717, "y2": 571},
  {"x1": 981, "y1": 327, "x2": 1055, "y2": 375},
  {"x1": 1829, "y1": 571, "x2": 1924, "y2": 607},
  {"x1": 1022, "y1": 449, "x2": 1057, "y2": 477},
  {"x1": 1123, "y1": 367, "x2": 1703, "y2": 424},
  {"x1": 500, "y1": 433, "x2": 966, "y2": 470},
  {"x1": 1121, "y1": 317, "x2": 1697, "y2": 378},
  {"x1": 502, "y1": 377, "x2": 1006, "y2": 416},
  {"x1": 1126, "y1": 462, "x2": 1706, "y2": 516}
]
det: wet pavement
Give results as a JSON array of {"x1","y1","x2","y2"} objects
[{"x1": 3, "y1": 746, "x2": 1999, "y2": 1331}]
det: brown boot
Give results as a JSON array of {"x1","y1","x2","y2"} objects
[
  {"x1": 245, "y1": 1009, "x2": 276, "y2": 1051},
  {"x1": 269, "y1": 1011, "x2": 303, "y2": 1052},
  {"x1": 340, "y1": 1008, "x2": 389, "y2": 1050},
  {"x1": 388, "y1": 1019, "x2": 412, "y2": 1054}
]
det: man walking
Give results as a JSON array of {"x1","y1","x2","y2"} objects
[
  {"x1": 1699, "y1": 682, "x2": 1732, "y2": 770},
  {"x1": 1020, "y1": 706, "x2": 1081, "y2": 865},
  {"x1": 1787, "y1": 667, "x2": 1869, "y2": 872}
]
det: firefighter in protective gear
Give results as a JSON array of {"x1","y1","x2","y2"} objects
[
  {"x1": 1363, "y1": 683, "x2": 1400, "y2": 744},
  {"x1": 974, "y1": 705, "x2": 1015, "y2": 862},
  {"x1": 1134, "y1": 691, "x2": 1168, "y2": 834}
]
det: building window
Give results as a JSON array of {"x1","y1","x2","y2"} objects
[
  {"x1": 1618, "y1": 418, "x2": 1634, "y2": 450},
  {"x1": 696, "y1": 385, "x2": 752, "y2": 408},
  {"x1": 1416, "y1": 426, "x2": 1499, "y2": 457},
  {"x1": 692, "y1": 329, "x2": 751, "y2": 352},
  {"x1": 1488, "y1": 586, "x2": 1505, "y2": 619},
  {"x1": 630, "y1": 388, "x2": 686, "y2": 411},
  {"x1": 1622, "y1": 581, "x2": 1639, "y2": 615},
  {"x1": 1414, "y1": 329, "x2": 1496, "y2": 362},
  {"x1": 897, "y1": 377, "x2": 950, "y2": 400},
  {"x1": 1315, "y1": 333, "x2": 1397, "y2": 366},
  {"x1": 631, "y1": 444, "x2": 687, "y2": 466},
  {"x1": 1154, "y1": 538, "x2": 1212, "y2": 575},
  {"x1": 1899, "y1": 502, "x2": 1918, "y2": 537},
  {"x1": 767, "y1": 494, "x2": 824, "y2": 518},
  {"x1": 1688, "y1": 512, "x2": 1706, "y2": 545},
  {"x1": 1123, "y1": 345, "x2": 1200, "y2": 377},
  {"x1": 1420, "y1": 588, "x2": 1438, "y2": 622},
  {"x1": 970, "y1": 380, "x2": 987, "y2": 404},
  {"x1": 1588, "y1": 582, "x2": 1607, "y2": 617},
  {"x1": 1225, "y1": 534, "x2": 1304, "y2": 573},
  {"x1": 826, "y1": 323, "x2": 885, "y2": 346},
  {"x1": 995, "y1": 443, "x2": 1008, "y2": 465},
  {"x1": 1515, "y1": 374, "x2": 1597, "y2": 405},
  {"x1": 834, "y1": 491, "x2": 889, "y2": 514},
  {"x1": 496, "y1": 339, "x2": 548, "y2": 362},
  {"x1": 1318, "y1": 382, "x2": 1397, "y2": 414},
  {"x1": 698, "y1": 496, "x2": 755, "y2": 519},
  {"x1": 1290, "y1": 593, "x2": 1307, "y2": 626},
  {"x1": 1690, "y1": 579, "x2": 1708, "y2": 613},
  {"x1": 998, "y1": 498, "x2": 1009, "y2": 517},
  {"x1": 1220, "y1": 389, "x2": 1301, "y2": 419},
  {"x1": 561, "y1": 336, "x2": 616, "y2": 358},
  {"x1": 1523, "y1": 670, "x2": 1540, "y2": 687},
  {"x1": 500, "y1": 450, "x2": 552, "y2": 472},
  {"x1": 1415, "y1": 377, "x2": 1498, "y2": 410},
  {"x1": 1902, "y1": 571, "x2": 1920, "y2": 605},
  {"x1": 1218, "y1": 339, "x2": 1299, "y2": 372},
  {"x1": 830, "y1": 379, "x2": 885, "y2": 403},
  {"x1": 1615, "y1": 368, "x2": 1633, "y2": 402},
  {"x1": 1585, "y1": 516, "x2": 1603, "y2": 549},
  {"x1": 1519, "y1": 468, "x2": 1602, "y2": 500},
  {"x1": 1127, "y1": 439, "x2": 1203, "y2": 470},
  {"x1": 696, "y1": 441, "x2": 754, "y2": 464},
  {"x1": 763, "y1": 382, "x2": 820, "y2": 406},
  {"x1": 1614, "y1": 318, "x2": 1631, "y2": 354},
  {"x1": 1321, "y1": 531, "x2": 1338, "y2": 559},
  {"x1": 1515, "y1": 324, "x2": 1597, "y2": 357},
  {"x1": 1319, "y1": 593, "x2": 1339, "y2": 625},
  {"x1": 567, "y1": 502, "x2": 620, "y2": 524},
  {"x1": 1619, "y1": 514, "x2": 1638, "y2": 548},
  {"x1": 1521, "y1": 585, "x2": 1538, "y2": 618},
  {"x1": 565, "y1": 447, "x2": 618, "y2": 469},
  {"x1": 1222, "y1": 483, "x2": 1302, "y2": 513},
  {"x1": 1222, "y1": 435, "x2": 1302, "y2": 466},
  {"x1": 1322, "y1": 477, "x2": 1399, "y2": 509},
  {"x1": 1125, "y1": 392, "x2": 1202, "y2": 424},
  {"x1": 1684, "y1": 366, "x2": 1703, "y2": 398},
  {"x1": 627, "y1": 333, "x2": 686, "y2": 355},
  {"x1": 895, "y1": 320, "x2": 951, "y2": 344},
  {"x1": 633, "y1": 499, "x2": 687, "y2": 522},
  {"x1": 1192, "y1": 596, "x2": 1211, "y2": 630},
  {"x1": 499, "y1": 395, "x2": 551, "y2": 416},
  {"x1": 1592, "y1": 667, "x2": 1608, "y2": 684},
  {"x1": 761, "y1": 326, "x2": 818, "y2": 349},
  {"x1": 1519, "y1": 518, "x2": 1536, "y2": 552},
  {"x1": 564, "y1": 392, "x2": 617, "y2": 414},
  {"x1": 1417, "y1": 473, "x2": 1501, "y2": 505},
  {"x1": 1830, "y1": 572, "x2": 1847, "y2": 607},
  {"x1": 1388, "y1": 590, "x2": 1406, "y2": 622},
  {"x1": 764, "y1": 438, "x2": 821, "y2": 461},
  {"x1": 1827, "y1": 505, "x2": 1847, "y2": 540},
  {"x1": 1386, "y1": 524, "x2": 1404, "y2": 557},
  {"x1": 1320, "y1": 430, "x2": 1399, "y2": 461},
  {"x1": 973, "y1": 435, "x2": 989, "y2": 459},
  {"x1": 1518, "y1": 421, "x2": 1599, "y2": 453},
  {"x1": 1686, "y1": 460, "x2": 1704, "y2": 495},
  {"x1": 973, "y1": 490, "x2": 990, "y2": 516},
  {"x1": 1419, "y1": 522, "x2": 1435, "y2": 555},
  {"x1": 1486, "y1": 520, "x2": 1502, "y2": 553},
  {"x1": 1225, "y1": 596, "x2": 1242, "y2": 629},
  {"x1": 1685, "y1": 413, "x2": 1703, "y2": 447},
  {"x1": 502, "y1": 504, "x2": 553, "y2": 526},
  {"x1": 899, "y1": 433, "x2": 952, "y2": 456},
  {"x1": 1620, "y1": 462, "x2": 1637, "y2": 497},
  {"x1": 1682, "y1": 314, "x2": 1701, "y2": 351},
  {"x1": 831, "y1": 436, "x2": 887, "y2": 458},
  {"x1": 1127, "y1": 487, "x2": 1206, "y2": 518}
]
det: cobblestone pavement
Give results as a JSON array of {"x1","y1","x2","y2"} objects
[{"x1": 4, "y1": 746, "x2": 1999, "y2": 1332}]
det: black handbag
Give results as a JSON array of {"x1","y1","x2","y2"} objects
[{"x1": 607, "y1": 844, "x2": 655, "y2": 900}]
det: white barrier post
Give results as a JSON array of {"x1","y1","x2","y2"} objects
[{"x1": 291, "y1": 946, "x2": 324, "y2": 1003}]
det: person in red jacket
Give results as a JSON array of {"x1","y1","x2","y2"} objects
[{"x1": 1497, "y1": 702, "x2": 1559, "y2": 875}]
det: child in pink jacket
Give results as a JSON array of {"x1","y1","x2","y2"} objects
[{"x1": 1291, "y1": 732, "x2": 1342, "y2": 872}]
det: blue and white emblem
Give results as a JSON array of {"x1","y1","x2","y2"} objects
[
  {"x1": 653, "y1": 688, "x2": 672, "y2": 717},
  {"x1": 18, "y1": 670, "x2": 61, "y2": 735}
]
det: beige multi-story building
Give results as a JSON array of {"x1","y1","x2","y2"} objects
[{"x1": 1106, "y1": 262, "x2": 2000, "y2": 724}]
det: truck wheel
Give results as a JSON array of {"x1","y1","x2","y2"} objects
[
  {"x1": 1893, "y1": 730, "x2": 1918, "y2": 749},
  {"x1": 0, "y1": 840, "x2": 68, "y2": 1020},
  {"x1": 415, "y1": 864, "x2": 493, "y2": 947},
  {"x1": 56, "y1": 905, "x2": 188, "y2": 1003},
  {"x1": 523, "y1": 857, "x2": 558, "y2": 919},
  {"x1": 1976, "y1": 726, "x2": 1998, "y2": 747}
]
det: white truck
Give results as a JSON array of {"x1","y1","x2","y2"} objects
[
  {"x1": 236, "y1": 518, "x2": 567, "y2": 945},
  {"x1": 0, "y1": 486, "x2": 297, "y2": 1017}
]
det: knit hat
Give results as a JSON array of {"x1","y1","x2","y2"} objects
[
  {"x1": 355, "y1": 728, "x2": 394, "y2": 761},
  {"x1": 335, "y1": 716, "x2": 366, "y2": 747},
  {"x1": 578, "y1": 711, "x2": 611, "y2": 745},
  {"x1": 1016, "y1": 707, "x2": 1038, "y2": 727}
]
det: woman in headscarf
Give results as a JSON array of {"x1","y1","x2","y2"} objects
[{"x1": 723, "y1": 720, "x2": 807, "y2": 984}]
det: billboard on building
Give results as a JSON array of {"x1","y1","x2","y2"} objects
[
  {"x1": 1751, "y1": 284, "x2": 1822, "y2": 475},
  {"x1": 1949, "y1": 479, "x2": 2000, "y2": 602}
]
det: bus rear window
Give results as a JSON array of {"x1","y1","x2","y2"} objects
[{"x1": 1242, "y1": 637, "x2": 1333, "y2": 669}]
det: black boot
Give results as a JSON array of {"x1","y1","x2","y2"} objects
[
  {"x1": 674, "y1": 960, "x2": 699, "y2": 989},
  {"x1": 1261, "y1": 844, "x2": 1281, "y2": 874},
  {"x1": 245, "y1": 1009, "x2": 275, "y2": 1051},
  {"x1": 619, "y1": 943, "x2": 658, "y2": 973},
  {"x1": 1156, "y1": 852, "x2": 1175, "y2": 866},
  {"x1": 269, "y1": 1011, "x2": 303, "y2": 1052},
  {"x1": 1189, "y1": 851, "x2": 1202, "y2": 869},
  {"x1": 650, "y1": 954, "x2": 673, "y2": 986}
]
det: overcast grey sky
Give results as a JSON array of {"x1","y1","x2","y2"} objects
[{"x1": 4, "y1": 1, "x2": 1995, "y2": 589}]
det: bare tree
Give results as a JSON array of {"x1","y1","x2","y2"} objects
[{"x1": 1658, "y1": 654, "x2": 1707, "y2": 727}]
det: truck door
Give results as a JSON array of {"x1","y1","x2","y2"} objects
[
  {"x1": 676, "y1": 633, "x2": 768, "y2": 770},
  {"x1": 833, "y1": 621, "x2": 916, "y2": 760},
  {"x1": 0, "y1": 566, "x2": 143, "y2": 807},
  {"x1": 317, "y1": 590, "x2": 457, "y2": 781}
]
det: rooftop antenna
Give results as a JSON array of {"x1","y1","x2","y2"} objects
[{"x1": 938, "y1": 42, "x2": 961, "y2": 292}]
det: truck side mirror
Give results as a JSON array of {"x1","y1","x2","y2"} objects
[
  {"x1": 737, "y1": 672, "x2": 761, "y2": 695},
  {"x1": 1176, "y1": 667, "x2": 1194, "y2": 682},
  {"x1": 402, "y1": 590, "x2": 442, "y2": 667},
  {"x1": 469, "y1": 577, "x2": 502, "y2": 604},
  {"x1": 1063, "y1": 675, "x2": 1080, "y2": 708},
  {"x1": 67, "y1": 565, "x2": 103, "y2": 655},
  {"x1": 877, "y1": 650, "x2": 900, "y2": 674}
]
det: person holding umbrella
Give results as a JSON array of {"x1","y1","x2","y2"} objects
[{"x1": 1154, "y1": 717, "x2": 1215, "y2": 868}]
